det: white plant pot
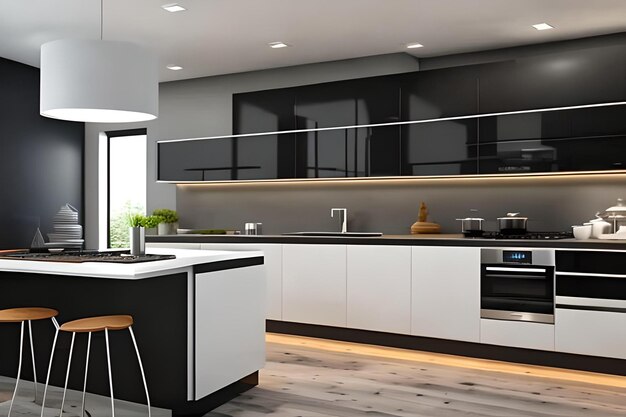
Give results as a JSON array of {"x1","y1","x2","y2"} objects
[{"x1": 158, "y1": 222, "x2": 178, "y2": 235}]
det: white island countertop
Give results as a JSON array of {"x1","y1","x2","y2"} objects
[{"x1": 0, "y1": 247, "x2": 263, "y2": 280}]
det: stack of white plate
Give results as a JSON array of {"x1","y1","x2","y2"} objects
[{"x1": 46, "y1": 204, "x2": 84, "y2": 248}]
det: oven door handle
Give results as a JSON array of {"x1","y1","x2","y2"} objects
[{"x1": 485, "y1": 266, "x2": 547, "y2": 273}]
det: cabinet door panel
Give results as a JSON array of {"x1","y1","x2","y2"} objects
[
  {"x1": 481, "y1": 319, "x2": 554, "y2": 351},
  {"x1": 402, "y1": 119, "x2": 478, "y2": 175},
  {"x1": 412, "y1": 247, "x2": 480, "y2": 342},
  {"x1": 556, "y1": 309, "x2": 626, "y2": 359},
  {"x1": 200, "y1": 243, "x2": 283, "y2": 321},
  {"x1": 283, "y1": 245, "x2": 347, "y2": 327},
  {"x1": 478, "y1": 105, "x2": 626, "y2": 174},
  {"x1": 233, "y1": 88, "x2": 296, "y2": 134},
  {"x1": 358, "y1": 125, "x2": 401, "y2": 177},
  {"x1": 295, "y1": 76, "x2": 400, "y2": 129},
  {"x1": 400, "y1": 66, "x2": 479, "y2": 121},
  {"x1": 296, "y1": 83, "x2": 357, "y2": 129},
  {"x1": 158, "y1": 134, "x2": 295, "y2": 181},
  {"x1": 347, "y1": 246, "x2": 411, "y2": 334},
  {"x1": 354, "y1": 76, "x2": 401, "y2": 125},
  {"x1": 479, "y1": 45, "x2": 626, "y2": 113},
  {"x1": 158, "y1": 138, "x2": 233, "y2": 181},
  {"x1": 295, "y1": 129, "x2": 353, "y2": 178},
  {"x1": 478, "y1": 136, "x2": 626, "y2": 174}
]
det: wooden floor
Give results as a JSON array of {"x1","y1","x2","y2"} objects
[{"x1": 205, "y1": 333, "x2": 626, "y2": 417}]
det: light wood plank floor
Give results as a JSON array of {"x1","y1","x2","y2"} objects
[{"x1": 205, "y1": 333, "x2": 626, "y2": 417}]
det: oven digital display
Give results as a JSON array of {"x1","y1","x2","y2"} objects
[{"x1": 502, "y1": 250, "x2": 532, "y2": 264}]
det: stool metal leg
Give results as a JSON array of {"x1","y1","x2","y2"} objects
[
  {"x1": 104, "y1": 328, "x2": 115, "y2": 417},
  {"x1": 8, "y1": 321, "x2": 25, "y2": 417},
  {"x1": 129, "y1": 326, "x2": 151, "y2": 417},
  {"x1": 40, "y1": 323, "x2": 59, "y2": 417},
  {"x1": 59, "y1": 332, "x2": 76, "y2": 416},
  {"x1": 28, "y1": 320, "x2": 38, "y2": 402},
  {"x1": 81, "y1": 332, "x2": 91, "y2": 417}
]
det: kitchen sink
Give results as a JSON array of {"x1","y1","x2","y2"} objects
[{"x1": 282, "y1": 231, "x2": 383, "y2": 237}]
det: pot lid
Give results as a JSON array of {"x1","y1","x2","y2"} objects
[
  {"x1": 497, "y1": 212, "x2": 528, "y2": 220},
  {"x1": 605, "y1": 198, "x2": 626, "y2": 212}
]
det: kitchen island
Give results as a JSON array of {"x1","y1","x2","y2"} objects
[{"x1": 0, "y1": 248, "x2": 265, "y2": 417}]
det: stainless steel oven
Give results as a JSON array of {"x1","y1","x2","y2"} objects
[{"x1": 481, "y1": 248, "x2": 555, "y2": 324}]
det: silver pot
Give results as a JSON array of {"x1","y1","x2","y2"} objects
[
  {"x1": 497, "y1": 212, "x2": 528, "y2": 234},
  {"x1": 456, "y1": 217, "x2": 484, "y2": 236}
]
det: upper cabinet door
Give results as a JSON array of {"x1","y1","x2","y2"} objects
[
  {"x1": 479, "y1": 44, "x2": 626, "y2": 114},
  {"x1": 477, "y1": 105, "x2": 626, "y2": 174},
  {"x1": 233, "y1": 88, "x2": 296, "y2": 134},
  {"x1": 400, "y1": 66, "x2": 480, "y2": 121},
  {"x1": 295, "y1": 76, "x2": 400, "y2": 129},
  {"x1": 401, "y1": 119, "x2": 478, "y2": 176},
  {"x1": 158, "y1": 133, "x2": 296, "y2": 181}
]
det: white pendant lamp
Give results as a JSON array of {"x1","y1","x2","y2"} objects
[{"x1": 40, "y1": 1, "x2": 158, "y2": 123}]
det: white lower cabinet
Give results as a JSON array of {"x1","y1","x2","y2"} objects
[
  {"x1": 282, "y1": 244, "x2": 347, "y2": 327},
  {"x1": 194, "y1": 266, "x2": 266, "y2": 399},
  {"x1": 200, "y1": 243, "x2": 283, "y2": 321},
  {"x1": 411, "y1": 246, "x2": 480, "y2": 342},
  {"x1": 556, "y1": 308, "x2": 626, "y2": 359},
  {"x1": 347, "y1": 245, "x2": 411, "y2": 334},
  {"x1": 481, "y1": 319, "x2": 555, "y2": 351}
]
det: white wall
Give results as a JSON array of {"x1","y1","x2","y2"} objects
[{"x1": 84, "y1": 53, "x2": 420, "y2": 248}]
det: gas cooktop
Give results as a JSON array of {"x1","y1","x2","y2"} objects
[
  {"x1": 477, "y1": 231, "x2": 574, "y2": 240},
  {"x1": 0, "y1": 250, "x2": 176, "y2": 263}
]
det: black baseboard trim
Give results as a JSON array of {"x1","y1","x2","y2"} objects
[
  {"x1": 173, "y1": 371, "x2": 259, "y2": 417},
  {"x1": 267, "y1": 320, "x2": 626, "y2": 377}
]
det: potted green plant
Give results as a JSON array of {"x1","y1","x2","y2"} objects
[
  {"x1": 128, "y1": 213, "x2": 147, "y2": 255},
  {"x1": 153, "y1": 208, "x2": 179, "y2": 235},
  {"x1": 142, "y1": 214, "x2": 160, "y2": 235}
]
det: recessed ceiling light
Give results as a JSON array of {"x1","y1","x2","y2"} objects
[
  {"x1": 406, "y1": 43, "x2": 424, "y2": 49},
  {"x1": 268, "y1": 42, "x2": 289, "y2": 49},
  {"x1": 166, "y1": 64, "x2": 183, "y2": 71},
  {"x1": 161, "y1": 3, "x2": 186, "y2": 12},
  {"x1": 532, "y1": 23, "x2": 554, "y2": 31}
]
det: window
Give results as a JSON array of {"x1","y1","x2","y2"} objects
[{"x1": 106, "y1": 129, "x2": 147, "y2": 248}]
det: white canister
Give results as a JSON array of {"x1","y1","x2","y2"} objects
[{"x1": 590, "y1": 220, "x2": 611, "y2": 238}]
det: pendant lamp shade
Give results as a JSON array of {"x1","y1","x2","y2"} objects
[{"x1": 40, "y1": 39, "x2": 158, "y2": 123}]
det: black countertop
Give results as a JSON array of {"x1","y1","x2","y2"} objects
[{"x1": 146, "y1": 234, "x2": 626, "y2": 250}]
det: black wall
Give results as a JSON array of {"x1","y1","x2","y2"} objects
[{"x1": 0, "y1": 57, "x2": 84, "y2": 249}]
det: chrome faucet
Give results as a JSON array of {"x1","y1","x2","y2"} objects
[{"x1": 331, "y1": 208, "x2": 347, "y2": 233}]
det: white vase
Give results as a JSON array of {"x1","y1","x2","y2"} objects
[
  {"x1": 129, "y1": 227, "x2": 145, "y2": 255},
  {"x1": 158, "y1": 222, "x2": 178, "y2": 235}
]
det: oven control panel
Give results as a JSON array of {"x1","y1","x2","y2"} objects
[{"x1": 502, "y1": 250, "x2": 532, "y2": 264}]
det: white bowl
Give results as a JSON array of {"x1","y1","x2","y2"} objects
[{"x1": 572, "y1": 225, "x2": 592, "y2": 240}]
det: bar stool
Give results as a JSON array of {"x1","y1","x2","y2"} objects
[
  {"x1": 0, "y1": 307, "x2": 59, "y2": 417},
  {"x1": 40, "y1": 315, "x2": 151, "y2": 417}
]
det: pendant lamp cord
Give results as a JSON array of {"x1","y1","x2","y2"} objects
[{"x1": 100, "y1": 0, "x2": 103, "y2": 40}]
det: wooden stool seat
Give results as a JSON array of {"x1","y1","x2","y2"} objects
[
  {"x1": 60, "y1": 315, "x2": 134, "y2": 333},
  {"x1": 43, "y1": 313, "x2": 151, "y2": 417},
  {"x1": 0, "y1": 307, "x2": 58, "y2": 323}
]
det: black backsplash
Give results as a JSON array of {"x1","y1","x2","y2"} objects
[{"x1": 0, "y1": 57, "x2": 84, "y2": 249}]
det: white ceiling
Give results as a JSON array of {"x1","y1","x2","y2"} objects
[{"x1": 1, "y1": 0, "x2": 626, "y2": 83}]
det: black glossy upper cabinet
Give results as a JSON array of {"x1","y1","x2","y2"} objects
[
  {"x1": 477, "y1": 105, "x2": 626, "y2": 174},
  {"x1": 401, "y1": 119, "x2": 478, "y2": 176},
  {"x1": 295, "y1": 76, "x2": 401, "y2": 129},
  {"x1": 233, "y1": 88, "x2": 296, "y2": 134},
  {"x1": 158, "y1": 134, "x2": 296, "y2": 181},
  {"x1": 479, "y1": 44, "x2": 626, "y2": 114},
  {"x1": 399, "y1": 65, "x2": 480, "y2": 120}
]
